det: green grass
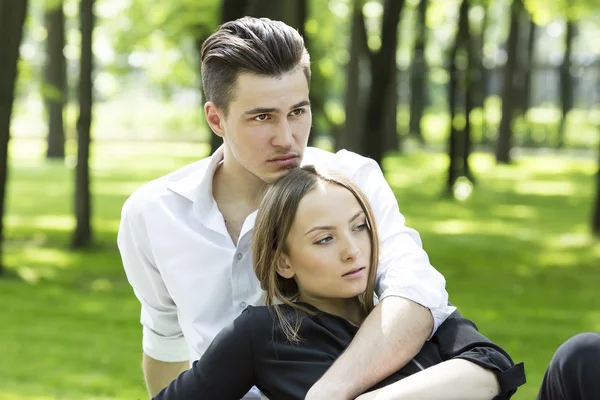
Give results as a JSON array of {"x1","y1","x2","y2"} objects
[{"x1": 1, "y1": 139, "x2": 599, "y2": 399}]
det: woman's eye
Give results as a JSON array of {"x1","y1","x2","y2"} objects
[
  {"x1": 254, "y1": 114, "x2": 269, "y2": 121},
  {"x1": 315, "y1": 236, "x2": 332, "y2": 245},
  {"x1": 354, "y1": 223, "x2": 368, "y2": 231}
]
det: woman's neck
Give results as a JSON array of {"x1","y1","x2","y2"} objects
[{"x1": 297, "y1": 295, "x2": 365, "y2": 326}]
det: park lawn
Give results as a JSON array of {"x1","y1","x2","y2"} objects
[{"x1": 0, "y1": 139, "x2": 599, "y2": 399}]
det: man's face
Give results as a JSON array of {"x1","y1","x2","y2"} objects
[{"x1": 210, "y1": 67, "x2": 312, "y2": 184}]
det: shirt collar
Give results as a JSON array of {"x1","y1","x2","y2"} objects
[{"x1": 166, "y1": 145, "x2": 224, "y2": 214}]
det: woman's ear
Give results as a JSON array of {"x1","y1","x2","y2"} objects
[{"x1": 276, "y1": 253, "x2": 295, "y2": 279}]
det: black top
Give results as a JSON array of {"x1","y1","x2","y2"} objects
[{"x1": 154, "y1": 304, "x2": 525, "y2": 400}]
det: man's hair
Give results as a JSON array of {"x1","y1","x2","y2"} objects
[{"x1": 201, "y1": 17, "x2": 311, "y2": 115}]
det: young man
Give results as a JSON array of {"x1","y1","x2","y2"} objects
[{"x1": 118, "y1": 17, "x2": 455, "y2": 399}]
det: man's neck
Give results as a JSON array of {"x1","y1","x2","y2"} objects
[{"x1": 213, "y1": 158, "x2": 266, "y2": 210}]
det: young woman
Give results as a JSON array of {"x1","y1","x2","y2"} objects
[{"x1": 154, "y1": 166, "x2": 525, "y2": 400}]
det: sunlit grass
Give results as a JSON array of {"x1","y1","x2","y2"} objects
[{"x1": 0, "y1": 139, "x2": 599, "y2": 399}]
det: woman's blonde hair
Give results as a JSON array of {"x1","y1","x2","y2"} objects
[{"x1": 252, "y1": 165, "x2": 380, "y2": 343}]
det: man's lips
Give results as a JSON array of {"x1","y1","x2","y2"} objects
[{"x1": 268, "y1": 153, "x2": 298, "y2": 162}]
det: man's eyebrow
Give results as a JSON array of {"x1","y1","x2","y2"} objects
[
  {"x1": 291, "y1": 100, "x2": 311, "y2": 109},
  {"x1": 304, "y1": 211, "x2": 364, "y2": 236},
  {"x1": 244, "y1": 107, "x2": 278, "y2": 115},
  {"x1": 243, "y1": 100, "x2": 311, "y2": 116}
]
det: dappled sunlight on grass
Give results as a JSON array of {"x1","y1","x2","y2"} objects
[
  {"x1": 1, "y1": 139, "x2": 598, "y2": 399},
  {"x1": 491, "y1": 204, "x2": 539, "y2": 219},
  {"x1": 6, "y1": 215, "x2": 74, "y2": 232},
  {"x1": 515, "y1": 180, "x2": 577, "y2": 196}
]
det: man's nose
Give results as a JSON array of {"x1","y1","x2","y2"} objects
[{"x1": 272, "y1": 120, "x2": 294, "y2": 148}]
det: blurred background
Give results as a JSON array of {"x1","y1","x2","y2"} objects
[{"x1": 0, "y1": 0, "x2": 599, "y2": 398}]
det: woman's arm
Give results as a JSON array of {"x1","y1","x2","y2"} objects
[
  {"x1": 153, "y1": 308, "x2": 256, "y2": 400},
  {"x1": 355, "y1": 358, "x2": 500, "y2": 400},
  {"x1": 357, "y1": 310, "x2": 526, "y2": 400}
]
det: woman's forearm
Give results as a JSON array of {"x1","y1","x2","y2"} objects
[{"x1": 355, "y1": 359, "x2": 500, "y2": 400}]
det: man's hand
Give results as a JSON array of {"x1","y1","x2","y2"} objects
[
  {"x1": 142, "y1": 352, "x2": 189, "y2": 398},
  {"x1": 304, "y1": 297, "x2": 433, "y2": 400}
]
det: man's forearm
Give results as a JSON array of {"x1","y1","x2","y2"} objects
[
  {"x1": 307, "y1": 296, "x2": 433, "y2": 400},
  {"x1": 142, "y1": 352, "x2": 189, "y2": 398},
  {"x1": 356, "y1": 359, "x2": 501, "y2": 400}
]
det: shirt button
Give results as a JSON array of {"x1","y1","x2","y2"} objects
[
  {"x1": 236, "y1": 253, "x2": 242, "y2": 260},
  {"x1": 240, "y1": 302, "x2": 247, "y2": 308}
]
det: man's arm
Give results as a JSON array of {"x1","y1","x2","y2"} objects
[
  {"x1": 143, "y1": 353, "x2": 189, "y2": 397},
  {"x1": 118, "y1": 198, "x2": 190, "y2": 398},
  {"x1": 306, "y1": 297, "x2": 432, "y2": 400}
]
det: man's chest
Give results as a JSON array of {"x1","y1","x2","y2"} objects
[{"x1": 145, "y1": 210, "x2": 263, "y2": 327}]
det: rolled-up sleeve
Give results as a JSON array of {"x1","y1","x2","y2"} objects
[
  {"x1": 350, "y1": 154, "x2": 455, "y2": 334},
  {"x1": 118, "y1": 199, "x2": 189, "y2": 362}
]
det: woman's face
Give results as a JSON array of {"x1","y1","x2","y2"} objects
[{"x1": 278, "y1": 182, "x2": 372, "y2": 302}]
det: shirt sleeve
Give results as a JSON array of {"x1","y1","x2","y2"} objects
[
  {"x1": 347, "y1": 152, "x2": 455, "y2": 334},
  {"x1": 153, "y1": 307, "x2": 256, "y2": 400},
  {"x1": 433, "y1": 310, "x2": 526, "y2": 399},
  {"x1": 117, "y1": 198, "x2": 189, "y2": 362}
]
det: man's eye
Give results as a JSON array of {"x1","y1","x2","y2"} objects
[
  {"x1": 254, "y1": 114, "x2": 269, "y2": 121},
  {"x1": 290, "y1": 109, "x2": 305, "y2": 117}
]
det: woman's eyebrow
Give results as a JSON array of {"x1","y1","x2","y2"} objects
[{"x1": 304, "y1": 211, "x2": 364, "y2": 236}]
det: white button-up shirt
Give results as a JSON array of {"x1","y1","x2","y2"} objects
[{"x1": 118, "y1": 146, "x2": 455, "y2": 366}]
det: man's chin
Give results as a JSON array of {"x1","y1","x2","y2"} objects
[{"x1": 261, "y1": 166, "x2": 300, "y2": 184}]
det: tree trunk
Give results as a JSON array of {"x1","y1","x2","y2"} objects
[
  {"x1": 495, "y1": 0, "x2": 522, "y2": 164},
  {"x1": 523, "y1": 18, "x2": 537, "y2": 145},
  {"x1": 340, "y1": 0, "x2": 368, "y2": 153},
  {"x1": 0, "y1": 0, "x2": 28, "y2": 274},
  {"x1": 72, "y1": 0, "x2": 94, "y2": 249},
  {"x1": 362, "y1": 0, "x2": 404, "y2": 168},
  {"x1": 409, "y1": 0, "x2": 427, "y2": 145},
  {"x1": 447, "y1": 55, "x2": 459, "y2": 194},
  {"x1": 383, "y1": 66, "x2": 399, "y2": 153},
  {"x1": 479, "y1": 1, "x2": 491, "y2": 144},
  {"x1": 557, "y1": 21, "x2": 575, "y2": 149},
  {"x1": 447, "y1": 0, "x2": 468, "y2": 193},
  {"x1": 45, "y1": 0, "x2": 66, "y2": 159},
  {"x1": 462, "y1": 0, "x2": 475, "y2": 182},
  {"x1": 593, "y1": 139, "x2": 600, "y2": 236}
]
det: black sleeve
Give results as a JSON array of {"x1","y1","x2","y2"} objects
[
  {"x1": 153, "y1": 307, "x2": 256, "y2": 400},
  {"x1": 432, "y1": 310, "x2": 526, "y2": 400}
]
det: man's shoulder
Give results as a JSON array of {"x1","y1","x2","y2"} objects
[
  {"x1": 121, "y1": 156, "x2": 212, "y2": 216},
  {"x1": 304, "y1": 147, "x2": 376, "y2": 175}
]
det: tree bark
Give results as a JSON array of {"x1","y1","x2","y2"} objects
[
  {"x1": 340, "y1": 0, "x2": 369, "y2": 153},
  {"x1": 495, "y1": 0, "x2": 522, "y2": 164},
  {"x1": 72, "y1": 0, "x2": 94, "y2": 249},
  {"x1": 462, "y1": 0, "x2": 475, "y2": 182},
  {"x1": 557, "y1": 21, "x2": 575, "y2": 149},
  {"x1": 593, "y1": 139, "x2": 600, "y2": 236},
  {"x1": 362, "y1": 0, "x2": 404, "y2": 168},
  {"x1": 446, "y1": 0, "x2": 468, "y2": 193},
  {"x1": 523, "y1": 17, "x2": 537, "y2": 145},
  {"x1": 0, "y1": 0, "x2": 28, "y2": 274},
  {"x1": 383, "y1": 66, "x2": 399, "y2": 153},
  {"x1": 45, "y1": 0, "x2": 66, "y2": 159},
  {"x1": 409, "y1": 0, "x2": 427, "y2": 145}
]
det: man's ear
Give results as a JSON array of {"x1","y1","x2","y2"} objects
[
  {"x1": 205, "y1": 101, "x2": 225, "y2": 138},
  {"x1": 276, "y1": 253, "x2": 295, "y2": 279}
]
